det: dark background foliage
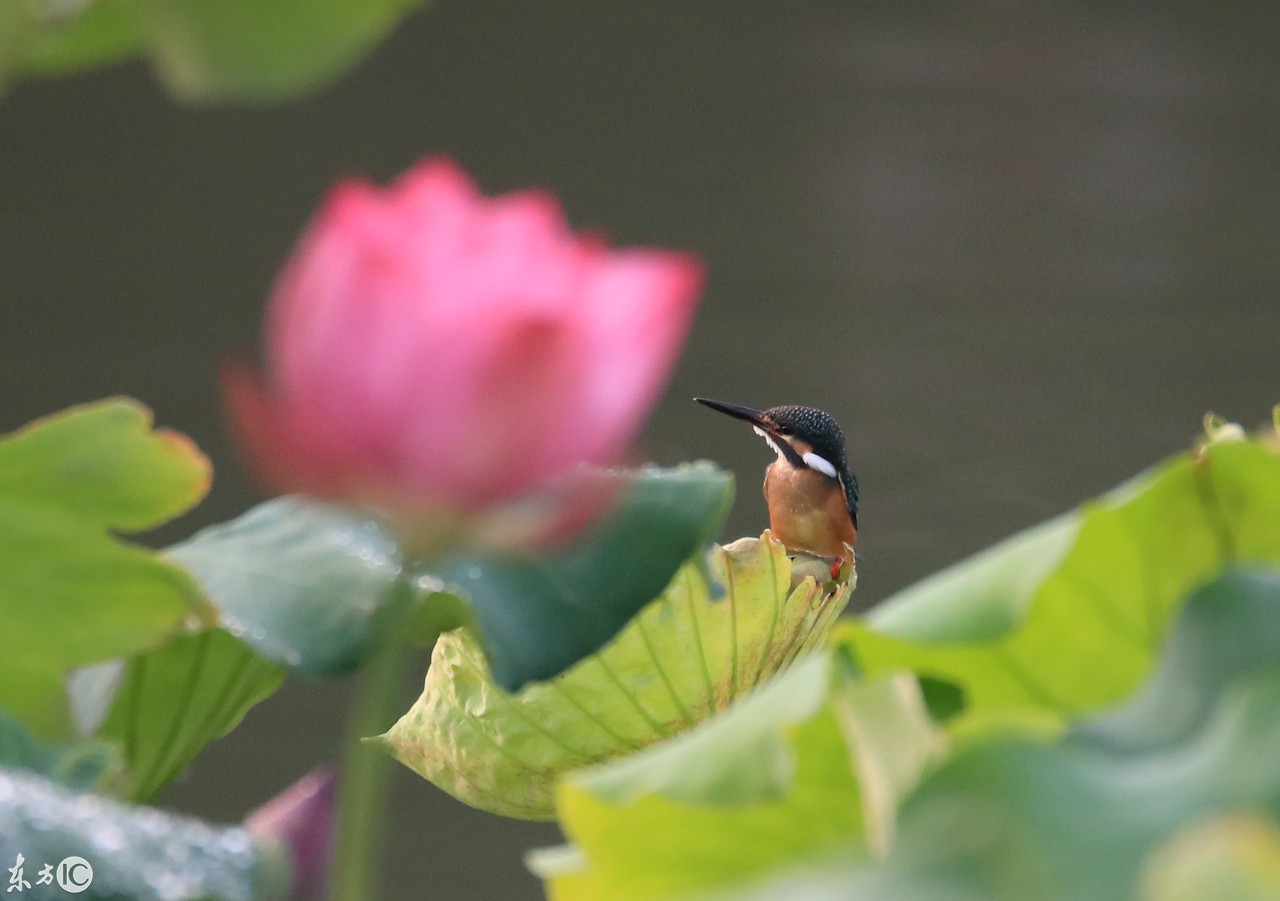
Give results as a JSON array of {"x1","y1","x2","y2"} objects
[{"x1": 2, "y1": 3, "x2": 1278, "y2": 897}]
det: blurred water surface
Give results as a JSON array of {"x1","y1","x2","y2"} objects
[{"x1": 1, "y1": 3, "x2": 1277, "y2": 898}]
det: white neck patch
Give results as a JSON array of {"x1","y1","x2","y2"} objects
[
  {"x1": 802, "y1": 451, "x2": 838, "y2": 478},
  {"x1": 753, "y1": 426, "x2": 788, "y2": 463}
]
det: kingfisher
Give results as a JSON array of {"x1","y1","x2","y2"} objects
[{"x1": 695, "y1": 398, "x2": 858, "y2": 562}]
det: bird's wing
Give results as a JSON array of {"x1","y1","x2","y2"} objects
[{"x1": 839, "y1": 472, "x2": 859, "y2": 528}]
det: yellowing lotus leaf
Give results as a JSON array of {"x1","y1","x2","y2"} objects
[{"x1": 378, "y1": 532, "x2": 855, "y2": 819}]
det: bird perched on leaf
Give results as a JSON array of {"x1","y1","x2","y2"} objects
[{"x1": 695, "y1": 398, "x2": 858, "y2": 569}]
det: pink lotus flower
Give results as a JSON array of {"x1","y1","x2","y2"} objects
[{"x1": 226, "y1": 158, "x2": 702, "y2": 544}]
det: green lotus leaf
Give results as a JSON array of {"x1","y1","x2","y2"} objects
[
  {"x1": 0, "y1": 765, "x2": 289, "y2": 901},
  {"x1": 131, "y1": 0, "x2": 427, "y2": 102},
  {"x1": 378, "y1": 532, "x2": 855, "y2": 820},
  {"x1": 837, "y1": 432, "x2": 1280, "y2": 736},
  {"x1": 15, "y1": 1, "x2": 145, "y2": 76},
  {"x1": 6, "y1": 0, "x2": 428, "y2": 102},
  {"x1": 533, "y1": 656, "x2": 944, "y2": 901},
  {"x1": 168, "y1": 462, "x2": 731, "y2": 691},
  {"x1": 96, "y1": 628, "x2": 285, "y2": 802},
  {"x1": 432, "y1": 461, "x2": 735, "y2": 691},
  {"x1": 0, "y1": 399, "x2": 212, "y2": 739},
  {"x1": 1075, "y1": 568, "x2": 1280, "y2": 752},
  {"x1": 167, "y1": 497, "x2": 412, "y2": 675},
  {"x1": 587, "y1": 568, "x2": 1280, "y2": 901},
  {"x1": 1141, "y1": 814, "x2": 1280, "y2": 901},
  {"x1": 0, "y1": 710, "x2": 121, "y2": 794}
]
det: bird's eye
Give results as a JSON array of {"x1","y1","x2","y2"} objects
[{"x1": 775, "y1": 426, "x2": 791, "y2": 436}]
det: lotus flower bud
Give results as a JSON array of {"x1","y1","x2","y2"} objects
[
  {"x1": 226, "y1": 158, "x2": 703, "y2": 547},
  {"x1": 246, "y1": 767, "x2": 336, "y2": 901}
]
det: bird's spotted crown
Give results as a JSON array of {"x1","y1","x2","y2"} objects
[{"x1": 763, "y1": 405, "x2": 848, "y2": 472}]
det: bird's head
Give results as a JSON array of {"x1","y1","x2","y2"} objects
[{"x1": 694, "y1": 398, "x2": 848, "y2": 479}]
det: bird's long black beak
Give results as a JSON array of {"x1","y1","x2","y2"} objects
[{"x1": 694, "y1": 397, "x2": 770, "y2": 429}]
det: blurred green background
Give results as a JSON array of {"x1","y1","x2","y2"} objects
[{"x1": 2, "y1": 3, "x2": 1278, "y2": 897}]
